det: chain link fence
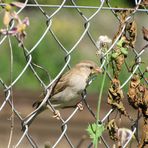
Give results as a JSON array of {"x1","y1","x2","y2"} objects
[{"x1": 0, "y1": 0, "x2": 148, "y2": 147}]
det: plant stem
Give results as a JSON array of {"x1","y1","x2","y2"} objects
[
  {"x1": 95, "y1": 68, "x2": 107, "y2": 148},
  {"x1": 7, "y1": 35, "x2": 14, "y2": 148}
]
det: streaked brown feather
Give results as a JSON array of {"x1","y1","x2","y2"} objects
[
  {"x1": 50, "y1": 70, "x2": 71, "y2": 96},
  {"x1": 33, "y1": 69, "x2": 73, "y2": 108},
  {"x1": 32, "y1": 60, "x2": 100, "y2": 109}
]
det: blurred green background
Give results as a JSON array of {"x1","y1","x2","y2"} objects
[
  {"x1": 0, "y1": 0, "x2": 147, "y2": 92},
  {"x1": 2, "y1": 0, "x2": 136, "y2": 7}
]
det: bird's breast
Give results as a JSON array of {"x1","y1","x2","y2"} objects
[
  {"x1": 70, "y1": 74, "x2": 87, "y2": 92},
  {"x1": 50, "y1": 74, "x2": 87, "y2": 108},
  {"x1": 51, "y1": 86, "x2": 80, "y2": 108}
]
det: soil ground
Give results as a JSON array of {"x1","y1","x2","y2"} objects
[{"x1": 0, "y1": 90, "x2": 141, "y2": 148}]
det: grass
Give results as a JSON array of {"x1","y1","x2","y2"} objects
[{"x1": 0, "y1": 3, "x2": 147, "y2": 91}]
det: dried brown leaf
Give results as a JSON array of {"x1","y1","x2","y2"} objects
[
  {"x1": 143, "y1": 88, "x2": 148, "y2": 106},
  {"x1": 127, "y1": 74, "x2": 148, "y2": 118},
  {"x1": 108, "y1": 79, "x2": 124, "y2": 102},
  {"x1": 115, "y1": 10, "x2": 132, "y2": 23},
  {"x1": 126, "y1": 21, "x2": 137, "y2": 48},
  {"x1": 142, "y1": 27, "x2": 148, "y2": 41},
  {"x1": 107, "y1": 79, "x2": 130, "y2": 117},
  {"x1": 139, "y1": 124, "x2": 148, "y2": 148},
  {"x1": 127, "y1": 74, "x2": 141, "y2": 109},
  {"x1": 115, "y1": 54, "x2": 125, "y2": 71},
  {"x1": 141, "y1": 86, "x2": 148, "y2": 118},
  {"x1": 142, "y1": 0, "x2": 148, "y2": 6},
  {"x1": 111, "y1": 36, "x2": 129, "y2": 78},
  {"x1": 107, "y1": 119, "x2": 118, "y2": 141}
]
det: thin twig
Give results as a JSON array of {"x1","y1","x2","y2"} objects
[{"x1": 7, "y1": 34, "x2": 14, "y2": 148}]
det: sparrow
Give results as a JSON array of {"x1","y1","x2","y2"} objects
[{"x1": 33, "y1": 60, "x2": 102, "y2": 118}]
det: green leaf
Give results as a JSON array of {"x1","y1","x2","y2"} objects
[
  {"x1": 116, "y1": 37, "x2": 125, "y2": 47},
  {"x1": 4, "y1": 0, "x2": 13, "y2": 3},
  {"x1": 111, "y1": 52, "x2": 119, "y2": 59},
  {"x1": 86, "y1": 123, "x2": 105, "y2": 145},
  {"x1": 121, "y1": 47, "x2": 128, "y2": 56}
]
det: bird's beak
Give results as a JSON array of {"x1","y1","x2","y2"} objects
[{"x1": 93, "y1": 67, "x2": 102, "y2": 74}]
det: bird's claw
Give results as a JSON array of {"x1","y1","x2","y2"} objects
[
  {"x1": 77, "y1": 102, "x2": 84, "y2": 111},
  {"x1": 53, "y1": 110, "x2": 61, "y2": 120}
]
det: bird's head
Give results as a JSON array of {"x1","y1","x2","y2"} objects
[{"x1": 75, "y1": 60, "x2": 102, "y2": 77}]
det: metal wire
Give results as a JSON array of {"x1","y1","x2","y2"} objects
[{"x1": 0, "y1": 0, "x2": 147, "y2": 147}]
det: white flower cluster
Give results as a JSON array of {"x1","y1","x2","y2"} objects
[
  {"x1": 96, "y1": 35, "x2": 112, "y2": 55},
  {"x1": 96, "y1": 35, "x2": 112, "y2": 49}
]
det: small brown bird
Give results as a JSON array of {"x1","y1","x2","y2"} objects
[{"x1": 33, "y1": 60, "x2": 102, "y2": 118}]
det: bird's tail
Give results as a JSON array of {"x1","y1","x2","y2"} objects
[
  {"x1": 22, "y1": 101, "x2": 46, "y2": 129},
  {"x1": 32, "y1": 100, "x2": 42, "y2": 109},
  {"x1": 32, "y1": 92, "x2": 45, "y2": 109}
]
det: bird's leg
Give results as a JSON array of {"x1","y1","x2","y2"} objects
[
  {"x1": 77, "y1": 102, "x2": 84, "y2": 111},
  {"x1": 46, "y1": 101, "x2": 61, "y2": 120},
  {"x1": 52, "y1": 110, "x2": 61, "y2": 120}
]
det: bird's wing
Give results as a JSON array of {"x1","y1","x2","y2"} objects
[
  {"x1": 51, "y1": 70, "x2": 72, "y2": 96},
  {"x1": 32, "y1": 72, "x2": 70, "y2": 108},
  {"x1": 33, "y1": 68, "x2": 74, "y2": 108}
]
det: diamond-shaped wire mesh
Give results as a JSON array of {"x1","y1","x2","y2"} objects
[{"x1": 0, "y1": 0, "x2": 148, "y2": 147}]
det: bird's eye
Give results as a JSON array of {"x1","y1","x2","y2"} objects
[{"x1": 90, "y1": 66, "x2": 93, "y2": 69}]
